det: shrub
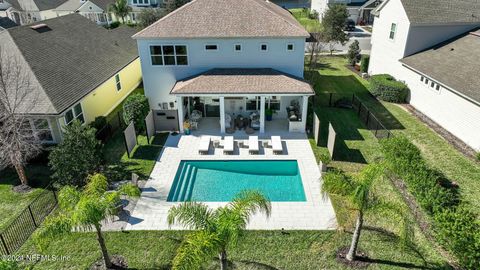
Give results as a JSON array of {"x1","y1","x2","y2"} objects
[
  {"x1": 434, "y1": 207, "x2": 480, "y2": 269},
  {"x1": 360, "y1": 55, "x2": 370, "y2": 72},
  {"x1": 108, "y1": 21, "x2": 120, "y2": 29},
  {"x1": 369, "y1": 74, "x2": 408, "y2": 103},
  {"x1": 49, "y1": 120, "x2": 102, "y2": 186},
  {"x1": 347, "y1": 40, "x2": 361, "y2": 66},
  {"x1": 123, "y1": 93, "x2": 150, "y2": 133},
  {"x1": 476, "y1": 152, "x2": 480, "y2": 161},
  {"x1": 0, "y1": 260, "x2": 18, "y2": 270},
  {"x1": 309, "y1": 10, "x2": 319, "y2": 20},
  {"x1": 90, "y1": 116, "x2": 107, "y2": 131}
]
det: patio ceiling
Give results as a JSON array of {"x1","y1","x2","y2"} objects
[{"x1": 170, "y1": 68, "x2": 314, "y2": 96}]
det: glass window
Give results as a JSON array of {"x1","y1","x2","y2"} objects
[
  {"x1": 150, "y1": 45, "x2": 188, "y2": 66},
  {"x1": 389, "y1": 23, "x2": 397, "y2": 40},
  {"x1": 261, "y1": 44, "x2": 268, "y2": 51},
  {"x1": 65, "y1": 110, "x2": 74, "y2": 125},
  {"x1": 435, "y1": 85, "x2": 440, "y2": 91},
  {"x1": 287, "y1": 43, "x2": 294, "y2": 51},
  {"x1": 163, "y1": 45, "x2": 174, "y2": 55},
  {"x1": 265, "y1": 98, "x2": 280, "y2": 110},
  {"x1": 430, "y1": 82, "x2": 435, "y2": 88},
  {"x1": 420, "y1": 76, "x2": 424, "y2": 82},
  {"x1": 425, "y1": 78, "x2": 429, "y2": 85},
  {"x1": 175, "y1": 45, "x2": 188, "y2": 65},
  {"x1": 33, "y1": 119, "x2": 53, "y2": 142},
  {"x1": 115, "y1": 74, "x2": 121, "y2": 91},
  {"x1": 65, "y1": 103, "x2": 84, "y2": 125},
  {"x1": 205, "y1": 44, "x2": 218, "y2": 51},
  {"x1": 234, "y1": 44, "x2": 242, "y2": 51},
  {"x1": 246, "y1": 97, "x2": 259, "y2": 111}
]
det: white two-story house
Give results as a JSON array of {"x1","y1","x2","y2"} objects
[
  {"x1": 133, "y1": 0, "x2": 314, "y2": 134},
  {"x1": 369, "y1": 0, "x2": 480, "y2": 151}
]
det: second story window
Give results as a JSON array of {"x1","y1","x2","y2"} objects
[
  {"x1": 260, "y1": 44, "x2": 268, "y2": 51},
  {"x1": 133, "y1": 0, "x2": 149, "y2": 5},
  {"x1": 150, "y1": 45, "x2": 188, "y2": 66},
  {"x1": 115, "y1": 74, "x2": 122, "y2": 91},
  {"x1": 287, "y1": 43, "x2": 294, "y2": 51},
  {"x1": 205, "y1": 44, "x2": 218, "y2": 51},
  {"x1": 234, "y1": 44, "x2": 242, "y2": 51},
  {"x1": 389, "y1": 23, "x2": 397, "y2": 40}
]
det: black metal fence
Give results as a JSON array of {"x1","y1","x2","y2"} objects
[
  {"x1": 317, "y1": 92, "x2": 394, "y2": 140},
  {"x1": 95, "y1": 110, "x2": 127, "y2": 143},
  {"x1": 0, "y1": 184, "x2": 57, "y2": 255}
]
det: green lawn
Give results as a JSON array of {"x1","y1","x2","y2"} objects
[
  {"x1": 290, "y1": 8, "x2": 322, "y2": 32},
  {"x1": 18, "y1": 230, "x2": 448, "y2": 270}
]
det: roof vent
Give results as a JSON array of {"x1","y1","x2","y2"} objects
[
  {"x1": 450, "y1": 48, "x2": 454, "y2": 51},
  {"x1": 30, "y1": 23, "x2": 51, "y2": 33}
]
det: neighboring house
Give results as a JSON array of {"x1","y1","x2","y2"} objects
[
  {"x1": 4, "y1": 0, "x2": 68, "y2": 25},
  {"x1": 311, "y1": 0, "x2": 381, "y2": 23},
  {"x1": 133, "y1": 0, "x2": 314, "y2": 134},
  {"x1": 271, "y1": 0, "x2": 310, "y2": 9},
  {"x1": 0, "y1": 14, "x2": 142, "y2": 144},
  {"x1": 0, "y1": 16, "x2": 17, "y2": 29},
  {"x1": 369, "y1": 0, "x2": 480, "y2": 150},
  {"x1": 54, "y1": 0, "x2": 117, "y2": 25}
]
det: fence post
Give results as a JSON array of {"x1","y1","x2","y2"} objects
[
  {"x1": 375, "y1": 122, "x2": 379, "y2": 137},
  {"x1": 28, "y1": 205, "x2": 38, "y2": 227},
  {"x1": 0, "y1": 233, "x2": 9, "y2": 255},
  {"x1": 365, "y1": 110, "x2": 370, "y2": 126},
  {"x1": 351, "y1": 93, "x2": 355, "y2": 105},
  {"x1": 329, "y1": 93, "x2": 333, "y2": 107}
]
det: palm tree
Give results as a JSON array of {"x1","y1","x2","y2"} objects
[
  {"x1": 33, "y1": 173, "x2": 140, "y2": 269},
  {"x1": 168, "y1": 190, "x2": 271, "y2": 270},
  {"x1": 322, "y1": 163, "x2": 412, "y2": 261},
  {"x1": 109, "y1": 0, "x2": 132, "y2": 24}
]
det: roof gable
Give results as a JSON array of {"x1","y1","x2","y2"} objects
[{"x1": 133, "y1": 0, "x2": 309, "y2": 39}]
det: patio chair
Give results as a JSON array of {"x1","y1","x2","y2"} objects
[
  {"x1": 271, "y1": 136, "x2": 283, "y2": 155},
  {"x1": 249, "y1": 136, "x2": 259, "y2": 154},
  {"x1": 198, "y1": 136, "x2": 211, "y2": 155},
  {"x1": 223, "y1": 136, "x2": 234, "y2": 154}
]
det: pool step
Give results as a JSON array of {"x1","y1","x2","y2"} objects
[
  {"x1": 171, "y1": 163, "x2": 190, "y2": 201},
  {"x1": 181, "y1": 166, "x2": 197, "y2": 201},
  {"x1": 168, "y1": 162, "x2": 187, "y2": 201},
  {"x1": 174, "y1": 164, "x2": 193, "y2": 201}
]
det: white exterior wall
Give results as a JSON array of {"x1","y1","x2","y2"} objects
[
  {"x1": 401, "y1": 67, "x2": 480, "y2": 150},
  {"x1": 137, "y1": 37, "x2": 306, "y2": 110}
]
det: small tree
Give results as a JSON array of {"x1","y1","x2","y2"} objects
[
  {"x1": 360, "y1": 55, "x2": 370, "y2": 73},
  {"x1": 347, "y1": 40, "x2": 361, "y2": 66},
  {"x1": 49, "y1": 120, "x2": 102, "y2": 186},
  {"x1": 0, "y1": 45, "x2": 42, "y2": 189},
  {"x1": 322, "y1": 164, "x2": 413, "y2": 261},
  {"x1": 123, "y1": 94, "x2": 150, "y2": 133},
  {"x1": 322, "y1": 4, "x2": 349, "y2": 55},
  {"x1": 164, "y1": 0, "x2": 190, "y2": 13},
  {"x1": 109, "y1": 0, "x2": 132, "y2": 24},
  {"x1": 168, "y1": 190, "x2": 271, "y2": 270},
  {"x1": 138, "y1": 8, "x2": 165, "y2": 28},
  {"x1": 34, "y1": 174, "x2": 140, "y2": 269},
  {"x1": 306, "y1": 28, "x2": 326, "y2": 71}
]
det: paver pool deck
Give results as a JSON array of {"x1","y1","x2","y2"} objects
[{"x1": 125, "y1": 121, "x2": 337, "y2": 230}]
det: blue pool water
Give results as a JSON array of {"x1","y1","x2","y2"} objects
[{"x1": 167, "y1": 160, "x2": 306, "y2": 202}]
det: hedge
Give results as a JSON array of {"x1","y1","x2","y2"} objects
[
  {"x1": 369, "y1": 74, "x2": 408, "y2": 103},
  {"x1": 360, "y1": 55, "x2": 369, "y2": 73},
  {"x1": 380, "y1": 136, "x2": 480, "y2": 269}
]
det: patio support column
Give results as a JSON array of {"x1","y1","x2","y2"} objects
[
  {"x1": 187, "y1": 97, "x2": 191, "y2": 118},
  {"x1": 219, "y1": 96, "x2": 225, "y2": 133},
  {"x1": 301, "y1": 95, "x2": 309, "y2": 133},
  {"x1": 260, "y1": 96, "x2": 266, "y2": 133},
  {"x1": 176, "y1": 96, "x2": 184, "y2": 133}
]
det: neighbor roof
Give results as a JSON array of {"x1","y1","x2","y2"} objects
[
  {"x1": 54, "y1": 0, "x2": 83, "y2": 11},
  {"x1": 89, "y1": 0, "x2": 115, "y2": 11},
  {"x1": 171, "y1": 68, "x2": 314, "y2": 95},
  {"x1": 33, "y1": 0, "x2": 68, "y2": 10},
  {"x1": 401, "y1": 29, "x2": 480, "y2": 104},
  {"x1": 133, "y1": 0, "x2": 309, "y2": 39},
  {"x1": 0, "y1": 17, "x2": 17, "y2": 29},
  {"x1": 375, "y1": 0, "x2": 480, "y2": 24},
  {"x1": 5, "y1": 14, "x2": 138, "y2": 114}
]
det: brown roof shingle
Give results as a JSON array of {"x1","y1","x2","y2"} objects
[
  {"x1": 133, "y1": 0, "x2": 309, "y2": 39},
  {"x1": 171, "y1": 68, "x2": 314, "y2": 95}
]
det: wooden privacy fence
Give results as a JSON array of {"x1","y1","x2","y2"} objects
[{"x1": 0, "y1": 184, "x2": 57, "y2": 255}]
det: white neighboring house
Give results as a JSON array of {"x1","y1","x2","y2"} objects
[
  {"x1": 4, "y1": 0, "x2": 68, "y2": 25},
  {"x1": 133, "y1": 0, "x2": 314, "y2": 134},
  {"x1": 311, "y1": 0, "x2": 382, "y2": 23},
  {"x1": 369, "y1": 0, "x2": 480, "y2": 151}
]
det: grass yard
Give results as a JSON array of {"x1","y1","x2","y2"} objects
[
  {"x1": 290, "y1": 8, "x2": 322, "y2": 32},
  {"x1": 18, "y1": 230, "x2": 448, "y2": 270}
]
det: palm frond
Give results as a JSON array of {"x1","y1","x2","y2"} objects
[
  {"x1": 172, "y1": 231, "x2": 221, "y2": 270},
  {"x1": 57, "y1": 186, "x2": 81, "y2": 212},
  {"x1": 167, "y1": 201, "x2": 214, "y2": 230},
  {"x1": 33, "y1": 213, "x2": 72, "y2": 251},
  {"x1": 321, "y1": 169, "x2": 356, "y2": 198},
  {"x1": 71, "y1": 196, "x2": 107, "y2": 229},
  {"x1": 229, "y1": 190, "x2": 272, "y2": 222}
]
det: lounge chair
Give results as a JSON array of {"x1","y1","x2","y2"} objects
[
  {"x1": 271, "y1": 136, "x2": 283, "y2": 155},
  {"x1": 223, "y1": 136, "x2": 234, "y2": 154},
  {"x1": 249, "y1": 136, "x2": 259, "y2": 154},
  {"x1": 198, "y1": 136, "x2": 210, "y2": 155}
]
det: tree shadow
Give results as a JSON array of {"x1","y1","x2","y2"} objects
[{"x1": 235, "y1": 260, "x2": 280, "y2": 270}]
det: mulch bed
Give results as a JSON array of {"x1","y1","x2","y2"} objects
[
  {"x1": 402, "y1": 104, "x2": 479, "y2": 162},
  {"x1": 90, "y1": 255, "x2": 128, "y2": 270},
  {"x1": 336, "y1": 246, "x2": 370, "y2": 268}
]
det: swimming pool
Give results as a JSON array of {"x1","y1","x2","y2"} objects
[{"x1": 167, "y1": 160, "x2": 306, "y2": 202}]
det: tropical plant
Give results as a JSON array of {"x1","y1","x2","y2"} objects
[
  {"x1": 138, "y1": 8, "x2": 165, "y2": 28},
  {"x1": 49, "y1": 120, "x2": 102, "y2": 186},
  {"x1": 123, "y1": 93, "x2": 150, "y2": 133},
  {"x1": 322, "y1": 164, "x2": 412, "y2": 261},
  {"x1": 164, "y1": 0, "x2": 190, "y2": 13},
  {"x1": 167, "y1": 190, "x2": 271, "y2": 270},
  {"x1": 109, "y1": 0, "x2": 132, "y2": 24},
  {"x1": 33, "y1": 173, "x2": 140, "y2": 269}
]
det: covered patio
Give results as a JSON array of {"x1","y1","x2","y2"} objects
[{"x1": 171, "y1": 68, "x2": 314, "y2": 135}]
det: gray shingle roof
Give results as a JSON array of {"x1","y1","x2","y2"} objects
[
  {"x1": 133, "y1": 0, "x2": 309, "y2": 39},
  {"x1": 171, "y1": 68, "x2": 314, "y2": 95},
  {"x1": 6, "y1": 14, "x2": 138, "y2": 114},
  {"x1": 400, "y1": 28, "x2": 480, "y2": 104},
  {"x1": 32, "y1": 0, "x2": 68, "y2": 10},
  {"x1": 378, "y1": 0, "x2": 480, "y2": 24},
  {"x1": 90, "y1": 0, "x2": 115, "y2": 11}
]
